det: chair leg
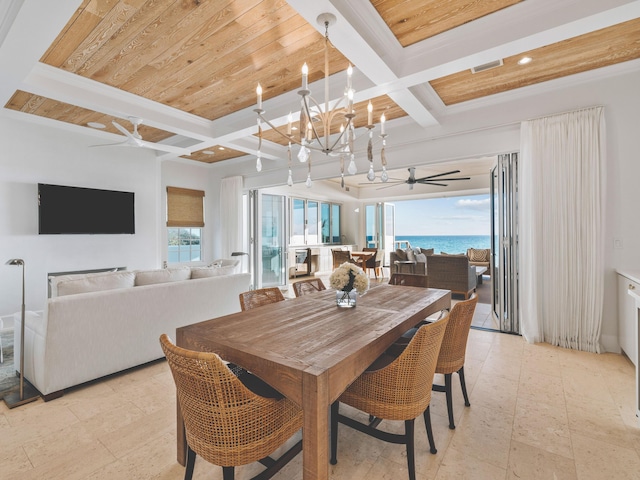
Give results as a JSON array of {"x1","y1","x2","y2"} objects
[
  {"x1": 458, "y1": 366, "x2": 471, "y2": 407},
  {"x1": 422, "y1": 405, "x2": 437, "y2": 454},
  {"x1": 444, "y1": 373, "x2": 455, "y2": 429},
  {"x1": 330, "y1": 401, "x2": 339, "y2": 465},
  {"x1": 184, "y1": 446, "x2": 196, "y2": 480},
  {"x1": 222, "y1": 466, "x2": 234, "y2": 480},
  {"x1": 404, "y1": 419, "x2": 416, "y2": 480}
]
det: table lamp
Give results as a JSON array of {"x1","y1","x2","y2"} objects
[{"x1": 4, "y1": 259, "x2": 39, "y2": 408}]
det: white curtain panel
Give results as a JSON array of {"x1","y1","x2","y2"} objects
[
  {"x1": 219, "y1": 176, "x2": 243, "y2": 258},
  {"x1": 520, "y1": 106, "x2": 606, "y2": 353}
]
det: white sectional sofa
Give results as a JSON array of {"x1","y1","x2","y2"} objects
[{"x1": 15, "y1": 263, "x2": 251, "y2": 399}]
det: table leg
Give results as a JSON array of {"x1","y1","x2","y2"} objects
[{"x1": 302, "y1": 370, "x2": 329, "y2": 480}]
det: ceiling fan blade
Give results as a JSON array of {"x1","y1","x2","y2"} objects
[
  {"x1": 112, "y1": 120, "x2": 143, "y2": 146},
  {"x1": 414, "y1": 170, "x2": 461, "y2": 182},
  {"x1": 137, "y1": 138, "x2": 192, "y2": 156},
  {"x1": 419, "y1": 181, "x2": 449, "y2": 187},
  {"x1": 89, "y1": 140, "x2": 131, "y2": 148},
  {"x1": 418, "y1": 176, "x2": 471, "y2": 182}
]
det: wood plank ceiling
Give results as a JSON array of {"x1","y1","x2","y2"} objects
[{"x1": 3, "y1": 0, "x2": 640, "y2": 165}]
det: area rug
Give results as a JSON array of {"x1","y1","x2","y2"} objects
[{"x1": 0, "y1": 331, "x2": 19, "y2": 397}]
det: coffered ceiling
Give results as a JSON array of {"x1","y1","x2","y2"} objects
[{"x1": 1, "y1": 1, "x2": 639, "y2": 180}]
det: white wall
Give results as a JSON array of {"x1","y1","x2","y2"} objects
[{"x1": 0, "y1": 118, "x2": 160, "y2": 315}]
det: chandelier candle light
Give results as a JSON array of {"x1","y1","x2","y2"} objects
[{"x1": 253, "y1": 13, "x2": 389, "y2": 188}]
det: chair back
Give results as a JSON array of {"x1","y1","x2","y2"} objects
[
  {"x1": 341, "y1": 314, "x2": 449, "y2": 421},
  {"x1": 436, "y1": 294, "x2": 478, "y2": 374},
  {"x1": 332, "y1": 249, "x2": 353, "y2": 269},
  {"x1": 362, "y1": 247, "x2": 380, "y2": 268},
  {"x1": 159, "y1": 334, "x2": 303, "y2": 467},
  {"x1": 239, "y1": 287, "x2": 285, "y2": 311},
  {"x1": 292, "y1": 278, "x2": 326, "y2": 297},
  {"x1": 388, "y1": 273, "x2": 429, "y2": 288}
]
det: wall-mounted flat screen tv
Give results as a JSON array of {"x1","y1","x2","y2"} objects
[{"x1": 38, "y1": 183, "x2": 135, "y2": 234}]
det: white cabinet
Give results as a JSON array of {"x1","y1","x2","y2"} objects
[{"x1": 618, "y1": 273, "x2": 640, "y2": 366}]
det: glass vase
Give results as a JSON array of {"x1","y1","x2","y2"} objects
[{"x1": 336, "y1": 289, "x2": 357, "y2": 308}]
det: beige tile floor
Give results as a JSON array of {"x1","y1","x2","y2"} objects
[{"x1": 1, "y1": 326, "x2": 639, "y2": 479}]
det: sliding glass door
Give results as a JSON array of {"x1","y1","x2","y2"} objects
[
  {"x1": 364, "y1": 202, "x2": 395, "y2": 267},
  {"x1": 250, "y1": 191, "x2": 287, "y2": 289},
  {"x1": 491, "y1": 153, "x2": 520, "y2": 334}
]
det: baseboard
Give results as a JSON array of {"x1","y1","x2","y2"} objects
[{"x1": 600, "y1": 333, "x2": 620, "y2": 354}]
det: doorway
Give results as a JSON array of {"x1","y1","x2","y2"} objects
[{"x1": 490, "y1": 153, "x2": 520, "y2": 334}]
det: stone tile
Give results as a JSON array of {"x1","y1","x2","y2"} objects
[
  {"x1": 572, "y1": 432, "x2": 640, "y2": 480},
  {"x1": 507, "y1": 440, "x2": 577, "y2": 479},
  {"x1": 512, "y1": 396, "x2": 573, "y2": 459},
  {"x1": 435, "y1": 445, "x2": 507, "y2": 479}
]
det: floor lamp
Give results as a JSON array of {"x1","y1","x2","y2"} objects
[{"x1": 4, "y1": 259, "x2": 39, "y2": 408}]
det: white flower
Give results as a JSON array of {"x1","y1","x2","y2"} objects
[{"x1": 329, "y1": 262, "x2": 369, "y2": 294}]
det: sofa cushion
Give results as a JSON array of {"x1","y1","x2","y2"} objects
[
  {"x1": 440, "y1": 251, "x2": 465, "y2": 256},
  {"x1": 134, "y1": 266, "x2": 191, "y2": 286},
  {"x1": 468, "y1": 248, "x2": 490, "y2": 262},
  {"x1": 420, "y1": 248, "x2": 434, "y2": 256},
  {"x1": 406, "y1": 248, "x2": 416, "y2": 262},
  {"x1": 394, "y1": 248, "x2": 407, "y2": 261},
  {"x1": 191, "y1": 264, "x2": 238, "y2": 278},
  {"x1": 55, "y1": 270, "x2": 136, "y2": 297}
]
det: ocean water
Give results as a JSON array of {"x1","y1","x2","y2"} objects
[{"x1": 395, "y1": 235, "x2": 491, "y2": 255}]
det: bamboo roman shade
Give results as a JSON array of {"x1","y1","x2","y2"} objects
[{"x1": 166, "y1": 186, "x2": 205, "y2": 227}]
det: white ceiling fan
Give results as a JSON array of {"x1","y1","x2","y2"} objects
[{"x1": 90, "y1": 117, "x2": 191, "y2": 156}]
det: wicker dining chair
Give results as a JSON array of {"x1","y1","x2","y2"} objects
[
  {"x1": 432, "y1": 294, "x2": 478, "y2": 429},
  {"x1": 292, "y1": 277, "x2": 326, "y2": 297},
  {"x1": 330, "y1": 315, "x2": 450, "y2": 480},
  {"x1": 239, "y1": 287, "x2": 285, "y2": 311},
  {"x1": 160, "y1": 334, "x2": 303, "y2": 480},
  {"x1": 331, "y1": 249, "x2": 356, "y2": 270}
]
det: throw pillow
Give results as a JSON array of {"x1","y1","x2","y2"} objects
[
  {"x1": 405, "y1": 248, "x2": 416, "y2": 262},
  {"x1": 468, "y1": 248, "x2": 489, "y2": 262},
  {"x1": 420, "y1": 248, "x2": 434, "y2": 256},
  {"x1": 394, "y1": 248, "x2": 407, "y2": 261},
  {"x1": 50, "y1": 269, "x2": 122, "y2": 297},
  {"x1": 134, "y1": 266, "x2": 191, "y2": 286},
  {"x1": 56, "y1": 271, "x2": 136, "y2": 296},
  {"x1": 415, "y1": 253, "x2": 427, "y2": 263}
]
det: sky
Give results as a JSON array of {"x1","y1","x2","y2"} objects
[{"x1": 393, "y1": 194, "x2": 491, "y2": 236}]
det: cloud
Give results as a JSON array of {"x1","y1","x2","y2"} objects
[{"x1": 455, "y1": 198, "x2": 490, "y2": 211}]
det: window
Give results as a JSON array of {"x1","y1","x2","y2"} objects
[
  {"x1": 166, "y1": 186, "x2": 204, "y2": 264},
  {"x1": 290, "y1": 198, "x2": 341, "y2": 246}
]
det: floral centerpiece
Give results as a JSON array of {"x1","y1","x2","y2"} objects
[{"x1": 329, "y1": 262, "x2": 369, "y2": 308}]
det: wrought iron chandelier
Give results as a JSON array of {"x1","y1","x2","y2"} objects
[{"x1": 253, "y1": 13, "x2": 388, "y2": 188}]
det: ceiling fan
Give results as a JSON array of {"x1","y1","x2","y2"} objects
[
  {"x1": 90, "y1": 117, "x2": 191, "y2": 156},
  {"x1": 376, "y1": 167, "x2": 471, "y2": 190}
]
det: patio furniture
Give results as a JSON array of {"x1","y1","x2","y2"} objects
[
  {"x1": 329, "y1": 315, "x2": 450, "y2": 480},
  {"x1": 432, "y1": 294, "x2": 478, "y2": 429},
  {"x1": 426, "y1": 254, "x2": 477, "y2": 299},
  {"x1": 467, "y1": 248, "x2": 490, "y2": 275},
  {"x1": 160, "y1": 334, "x2": 303, "y2": 480}
]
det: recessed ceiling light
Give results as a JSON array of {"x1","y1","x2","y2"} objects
[
  {"x1": 202, "y1": 150, "x2": 215, "y2": 155},
  {"x1": 87, "y1": 122, "x2": 105, "y2": 129},
  {"x1": 518, "y1": 57, "x2": 532, "y2": 65},
  {"x1": 218, "y1": 147, "x2": 225, "y2": 150}
]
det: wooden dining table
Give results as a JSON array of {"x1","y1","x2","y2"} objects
[
  {"x1": 174, "y1": 283, "x2": 451, "y2": 480},
  {"x1": 350, "y1": 250, "x2": 374, "y2": 270}
]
